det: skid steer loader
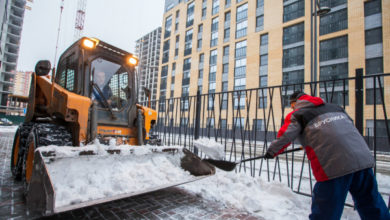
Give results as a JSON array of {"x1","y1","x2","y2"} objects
[{"x1": 10, "y1": 37, "x2": 215, "y2": 216}]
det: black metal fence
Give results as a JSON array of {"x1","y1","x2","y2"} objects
[{"x1": 145, "y1": 71, "x2": 390, "y2": 201}]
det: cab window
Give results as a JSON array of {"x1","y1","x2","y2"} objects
[
  {"x1": 56, "y1": 53, "x2": 77, "y2": 92},
  {"x1": 91, "y1": 57, "x2": 131, "y2": 110}
]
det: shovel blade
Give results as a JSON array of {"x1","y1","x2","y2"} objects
[{"x1": 202, "y1": 159, "x2": 237, "y2": 171}]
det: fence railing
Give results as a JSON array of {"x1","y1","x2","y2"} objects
[{"x1": 144, "y1": 71, "x2": 390, "y2": 202}]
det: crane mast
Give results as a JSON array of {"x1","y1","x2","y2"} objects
[{"x1": 74, "y1": 0, "x2": 87, "y2": 41}]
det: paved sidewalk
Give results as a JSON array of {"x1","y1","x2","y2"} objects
[{"x1": 0, "y1": 131, "x2": 263, "y2": 220}]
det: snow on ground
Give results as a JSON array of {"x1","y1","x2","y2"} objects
[
  {"x1": 181, "y1": 170, "x2": 360, "y2": 220},
  {"x1": 0, "y1": 126, "x2": 18, "y2": 133},
  {"x1": 193, "y1": 138, "x2": 225, "y2": 159}
]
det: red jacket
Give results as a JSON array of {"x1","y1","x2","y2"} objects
[{"x1": 266, "y1": 94, "x2": 374, "y2": 182}]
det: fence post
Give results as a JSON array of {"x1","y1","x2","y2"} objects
[
  {"x1": 355, "y1": 68, "x2": 364, "y2": 135},
  {"x1": 194, "y1": 91, "x2": 201, "y2": 155}
]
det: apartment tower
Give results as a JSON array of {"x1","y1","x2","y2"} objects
[
  {"x1": 0, "y1": 0, "x2": 26, "y2": 108},
  {"x1": 158, "y1": 0, "x2": 389, "y2": 131},
  {"x1": 135, "y1": 27, "x2": 162, "y2": 108}
]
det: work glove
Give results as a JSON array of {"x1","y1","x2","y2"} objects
[{"x1": 264, "y1": 152, "x2": 274, "y2": 160}]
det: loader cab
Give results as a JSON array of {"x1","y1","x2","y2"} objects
[{"x1": 55, "y1": 37, "x2": 139, "y2": 128}]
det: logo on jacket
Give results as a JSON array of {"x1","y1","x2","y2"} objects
[{"x1": 314, "y1": 115, "x2": 346, "y2": 128}]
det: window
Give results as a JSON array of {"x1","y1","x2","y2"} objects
[
  {"x1": 223, "y1": 63, "x2": 229, "y2": 74},
  {"x1": 220, "y1": 119, "x2": 227, "y2": 129},
  {"x1": 182, "y1": 85, "x2": 189, "y2": 96},
  {"x1": 283, "y1": 0, "x2": 304, "y2": 22},
  {"x1": 283, "y1": 22, "x2": 304, "y2": 45},
  {"x1": 320, "y1": 63, "x2": 348, "y2": 81},
  {"x1": 57, "y1": 53, "x2": 77, "y2": 92},
  {"x1": 366, "y1": 57, "x2": 383, "y2": 75},
  {"x1": 319, "y1": 35, "x2": 348, "y2": 62},
  {"x1": 260, "y1": 34, "x2": 268, "y2": 45},
  {"x1": 224, "y1": 27, "x2": 230, "y2": 40},
  {"x1": 235, "y1": 58, "x2": 246, "y2": 77},
  {"x1": 283, "y1": 46, "x2": 304, "y2": 68},
  {"x1": 319, "y1": 63, "x2": 349, "y2": 105},
  {"x1": 202, "y1": 0, "x2": 207, "y2": 18},
  {"x1": 162, "y1": 40, "x2": 170, "y2": 63},
  {"x1": 199, "y1": 53, "x2": 205, "y2": 64},
  {"x1": 207, "y1": 117, "x2": 215, "y2": 128},
  {"x1": 210, "y1": 32, "x2": 218, "y2": 47},
  {"x1": 235, "y1": 20, "x2": 247, "y2": 38},
  {"x1": 366, "y1": 120, "x2": 390, "y2": 137},
  {"x1": 257, "y1": 0, "x2": 264, "y2": 8},
  {"x1": 256, "y1": 15, "x2": 264, "y2": 30},
  {"x1": 184, "y1": 29, "x2": 193, "y2": 56},
  {"x1": 183, "y1": 58, "x2": 191, "y2": 71},
  {"x1": 234, "y1": 117, "x2": 245, "y2": 128},
  {"x1": 365, "y1": 27, "x2": 383, "y2": 45},
  {"x1": 164, "y1": 15, "x2": 172, "y2": 38},
  {"x1": 235, "y1": 40, "x2": 247, "y2": 58},
  {"x1": 225, "y1": 11, "x2": 231, "y2": 22},
  {"x1": 253, "y1": 119, "x2": 265, "y2": 131},
  {"x1": 172, "y1": 63, "x2": 176, "y2": 76},
  {"x1": 198, "y1": 24, "x2": 203, "y2": 33},
  {"x1": 175, "y1": 10, "x2": 180, "y2": 31},
  {"x1": 320, "y1": 0, "x2": 346, "y2": 8},
  {"x1": 175, "y1": 35, "x2": 179, "y2": 57},
  {"x1": 223, "y1": 45, "x2": 229, "y2": 56},
  {"x1": 283, "y1": 69, "x2": 304, "y2": 85},
  {"x1": 320, "y1": 9, "x2": 348, "y2": 36},
  {"x1": 258, "y1": 88, "x2": 267, "y2": 108},
  {"x1": 186, "y1": 1, "x2": 195, "y2": 27},
  {"x1": 234, "y1": 78, "x2": 246, "y2": 90},
  {"x1": 236, "y1": 3, "x2": 248, "y2": 21},
  {"x1": 212, "y1": 0, "x2": 220, "y2": 15},
  {"x1": 209, "y1": 66, "x2": 217, "y2": 81},
  {"x1": 225, "y1": 0, "x2": 231, "y2": 7},
  {"x1": 364, "y1": 0, "x2": 381, "y2": 17},
  {"x1": 211, "y1": 17, "x2": 219, "y2": 32},
  {"x1": 260, "y1": 54, "x2": 268, "y2": 66},
  {"x1": 365, "y1": 58, "x2": 384, "y2": 105},
  {"x1": 210, "y1": 49, "x2": 218, "y2": 65}
]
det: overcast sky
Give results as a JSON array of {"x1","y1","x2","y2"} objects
[{"x1": 17, "y1": 0, "x2": 164, "y2": 71}]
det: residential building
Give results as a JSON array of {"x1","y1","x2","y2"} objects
[
  {"x1": 135, "y1": 27, "x2": 162, "y2": 107},
  {"x1": 0, "y1": 0, "x2": 26, "y2": 108},
  {"x1": 157, "y1": 0, "x2": 389, "y2": 131}
]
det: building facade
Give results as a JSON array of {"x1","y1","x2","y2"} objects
[
  {"x1": 157, "y1": 0, "x2": 389, "y2": 132},
  {"x1": 135, "y1": 27, "x2": 162, "y2": 107},
  {"x1": 0, "y1": 0, "x2": 26, "y2": 108}
]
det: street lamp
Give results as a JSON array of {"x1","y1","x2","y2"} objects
[{"x1": 311, "y1": 0, "x2": 331, "y2": 84}]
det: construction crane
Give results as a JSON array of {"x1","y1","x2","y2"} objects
[{"x1": 74, "y1": 0, "x2": 87, "y2": 41}]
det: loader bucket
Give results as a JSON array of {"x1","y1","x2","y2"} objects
[{"x1": 25, "y1": 145, "x2": 215, "y2": 216}]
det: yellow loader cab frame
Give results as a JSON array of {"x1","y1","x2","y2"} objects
[{"x1": 25, "y1": 37, "x2": 157, "y2": 146}]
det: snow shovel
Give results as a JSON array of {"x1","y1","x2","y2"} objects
[{"x1": 203, "y1": 147, "x2": 304, "y2": 171}]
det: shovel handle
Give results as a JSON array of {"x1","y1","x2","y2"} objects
[{"x1": 240, "y1": 146, "x2": 304, "y2": 163}]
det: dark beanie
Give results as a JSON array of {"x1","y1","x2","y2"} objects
[{"x1": 289, "y1": 91, "x2": 306, "y2": 102}]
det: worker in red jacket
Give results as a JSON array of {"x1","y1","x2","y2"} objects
[{"x1": 265, "y1": 91, "x2": 390, "y2": 220}]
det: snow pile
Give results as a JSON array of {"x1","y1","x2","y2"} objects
[
  {"x1": 194, "y1": 138, "x2": 225, "y2": 160},
  {"x1": 41, "y1": 143, "x2": 195, "y2": 207},
  {"x1": 0, "y1": 125, "x2": 18, "y2": 133},
  {"x1": 181, "y1": 171, "x2": 311, "y2": 219}
]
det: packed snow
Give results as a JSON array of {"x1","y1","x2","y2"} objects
[
  {"x1": 38, "y1": 144, "x2": 199, "y2": 207},
  {"x1": 194, "y1": 138, "x2": 225, "y2": 159},
  {"x1": 0, "y1": 125, "x2": 18, "y2": 133}
]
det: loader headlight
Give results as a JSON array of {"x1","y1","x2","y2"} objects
[
  {"x1": 128, "y1": 56, "x2": 138, "y2": 66},
  {"x1": 82, "y1": 38, "x2": 99, "y2": 49}
]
